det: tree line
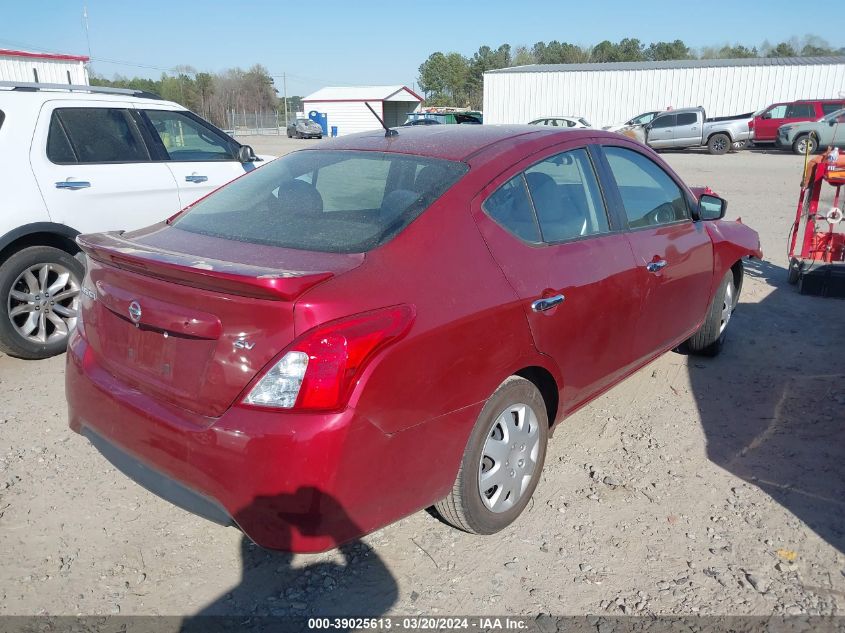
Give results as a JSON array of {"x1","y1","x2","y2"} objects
[
  {"x1": 90, "y1": 64, "x2": 304, "y2": 128},
  {"x1": 418, "y1": 36, "x2": 845, "y2": 109}
]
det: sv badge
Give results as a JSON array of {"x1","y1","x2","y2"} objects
[{"x1": 234, "y1": 338, "x2": 256, "y2": 351}]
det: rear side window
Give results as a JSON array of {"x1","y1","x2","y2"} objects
[
  {"x1": 821, "y1": 103, "x2": 845, "y2": 115},
  {"x1": 47, "y1": 108, "x2": 149, "y2": 164},
  {"x1": 676, "y1": 112, "x2": 697, "y2": 126},
  {"x1": 785, "y1": 103, "x2": 815, "y2": 119},
  {"x1": 603, "y1": 146, "x2": 688, "y2": 228},
  {"x1": 524, "y1": 149, "x2": 610, "y2": 242},
  {"x1": 484, "y1": 175, "x2": 540, "y2": 242},
  {"x1": 174, "y1": 150, "x2": 468, "y2": 253}
]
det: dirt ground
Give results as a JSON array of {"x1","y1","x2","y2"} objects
[{"x1": 1, "y1": 138, "x2": 843, "y2": 619}]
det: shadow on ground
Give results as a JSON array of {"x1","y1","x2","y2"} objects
[
  {"x1": 183, "y1": 487, "x2": 398, "y2": 631},
  {"x1": 691, "y1": 258, "x2": 845, "y2": 553}
]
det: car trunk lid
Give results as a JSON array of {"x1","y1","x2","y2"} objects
[{"x1": 77, "y1": 229, "x2": 362, "y2": 418}]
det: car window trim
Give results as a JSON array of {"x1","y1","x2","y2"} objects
[
  {"x1": 47, "y1": 107, "x2": 150, "y2": 166},
  {"x1": 592, "y1": 142, "x2": 695, "y2": 232}
]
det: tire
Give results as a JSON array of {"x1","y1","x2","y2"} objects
[
  {"x1": 787, "y1": 258, "x2": 802, "y2": 285},
  {"x1": 707, "y1": 133, "x2": 731, "y2": 155},
  {"x1": 295, "y1": 131, "x2": 302, "y2": 139},
  {"x1": 435, "y1": 376, "x2": 548, "y2": 535},
  {"x1": 0, "y1": 246, "x2": 84, "y2": 360},
  {"x1": 286, "y1": 129, "x2": 292, "y2": 138},
  {"x1": 686, "y1": 269, "x2": 737, "y2": 357},
  {"x1": 792, "y1": 135, "x2": 817, "y2": 156}
]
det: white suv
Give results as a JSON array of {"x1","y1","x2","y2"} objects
[{"x1": 0, "y1": 82, "x2": 270, "y2": 359}]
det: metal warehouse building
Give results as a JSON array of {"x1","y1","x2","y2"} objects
[
  {"x1": 302, "y1": 85, "x2": 423, "y2": 136},
  {"x1": 0, "y1": 48, "x2": 90, "y2": 85},
  {"x1": 484, "y1": 57, "x2": 845, "y2": 127}
]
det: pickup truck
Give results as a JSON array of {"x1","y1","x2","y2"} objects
[{"x1": 638, "y1": 107, "x2": 753, "y2": 154}]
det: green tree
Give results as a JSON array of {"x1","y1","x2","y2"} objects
[
  {"x1": 767, "y1": 42, "x2": 798, "y2": 57},
  {"x1": 645, "y1": 40, "x2": 692, "y2": 61},
  {"x1": 511, "y1": 45, "x2": 536, "y2": 66}
]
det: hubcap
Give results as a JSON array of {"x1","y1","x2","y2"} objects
[
  {"x1": 713, "y1": 138, "x2": 726, "y2": 151},
  {"x1": 7, "y1": 262, "x2": 79, "y2": 345},
  {"x1": 719, "y1": 280, "x2": 735, "y2": 335},
  {"x1": 478, "y1": 403, "x2": 541, "y2": 513}
]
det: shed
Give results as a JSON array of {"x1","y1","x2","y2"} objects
[
  {"x1": 0, "y1": 49, "x2": 90, "y2": 85},
  {"x1": 302, "y1": 85, "x2": 423, "y2": 136},
  {"x1": 484, "y1": 57, "x2": 845, "y2": 127}
]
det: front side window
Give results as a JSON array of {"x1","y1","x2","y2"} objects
[
  {"x1": 173, "y1": 150, "x2": 467, "y2": 253},
  {"x1": 145, "y1": 110, "x2": 235, "y2": 161},
  {"x1": 524, "y1": 148, "x2": 610, "y2": 242},
  {"x1": 785, "y1": 103, "x2": 815, "y2": 119},
  {"x1": 483, "y1": 175, "x2": 540, "y2": 242},
  {"x1": 766, "y1": 105, "x2": 787, "y2": 119},
  {"x1": 47, "y1": 108, "x2": 149, "y2": 164},
  {"x1": 650, "y1": 115, "x2": 675, "y2": 129},
  {"x1": 603, "y1": 146, "x2": 688, "y2": 229}
]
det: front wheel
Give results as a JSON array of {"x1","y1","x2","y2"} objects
[
  {"x1": 0, "y1": 246, "x2": 84, "y2": 359},
  {"x1": 435, "y1": 376, "x2": 548, "y2": 535},
  {"x1": 707, "y1": 133, "x2": 731, "y2": 155},
  {"x1": 686, "y1": 269, "x2": 737, "y2": 357},
  {"x1": 792, "y1": 135, "x2": 816, "y2": 155}
]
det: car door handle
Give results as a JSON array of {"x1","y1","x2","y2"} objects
[
  {"x1": 646, "y1": 260, "x2": 668, "y2": 273},
  {"x1": 531, "y1": 294, "x2": 565, "y2": 312},
  {"x1": 185, "y1": 174, "x2": 208, "y2": 183},
  {"x1": 55, "y1": 180, "x2": 91, "y2": 190}
]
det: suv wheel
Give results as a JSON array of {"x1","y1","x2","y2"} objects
[
  {"x1": 0, "y1": 246, "x2": 84, "y2": 360},
  {"x1": 707, "y1": 133, "x2": 731, "y2": 155},
  {"x1": 792, "y1": 135, "x2": 816, "y2": 155}
]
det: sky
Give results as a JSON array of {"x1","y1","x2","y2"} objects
[{"x1": 3, "y1": 0, "x2": 843, "y2": 97}]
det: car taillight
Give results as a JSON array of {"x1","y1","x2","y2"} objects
[{"x1": 242, "y1": 305, "x2": 415, "y2": 411}]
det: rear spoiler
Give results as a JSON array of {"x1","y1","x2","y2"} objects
[{"x1": 77, "y1": 232, "x2": 333, "y2": 301}]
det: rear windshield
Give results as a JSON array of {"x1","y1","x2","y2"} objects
[{"x1": 173, "y1": 150, "x2": 468, "y2": 253}]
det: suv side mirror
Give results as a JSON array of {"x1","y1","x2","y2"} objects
[
  {"x1": 237, "y1": 145, "x2": 257, "y2": 164},
  {"x1": 698, "y1": 194, "x2": 727, "y2": 221},
  {"x1": 761, "y1": 112, "x2": 772, "y2": 120}
]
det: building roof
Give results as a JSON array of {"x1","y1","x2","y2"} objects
[
  {"x1": 303, "y1": 85, "x2": 423, "y2": 102},
  {"x1": 486, "y1": 56, "x2": 845, "y2": 74},
  {"x1": 0, "y1": 48, "x2": 89, "y2": 63}
]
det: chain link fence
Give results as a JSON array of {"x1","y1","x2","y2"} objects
[{"x1": 223, "y1": 110, "x2": 293, "y2": 135}]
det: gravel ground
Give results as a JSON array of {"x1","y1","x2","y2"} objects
[{"x1": 0, "y1": 139, "x2": 843, "y2": 619}]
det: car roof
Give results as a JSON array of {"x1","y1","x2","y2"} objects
[
  {"x1": 0, "y1": 85, "x2": 182, "y2": 109},
  {"x1": 305, "y1": 125, "x2": 610, "y2": 161}
]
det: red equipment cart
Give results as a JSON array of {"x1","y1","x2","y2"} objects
[{"x1": 787, "y1": 149, "x2": 845, "y2": 296}]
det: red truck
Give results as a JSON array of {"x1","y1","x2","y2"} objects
[{"x1": 750, "y1": 99, "x2": 845, "y2": 144}]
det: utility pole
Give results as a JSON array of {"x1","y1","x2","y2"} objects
[{"x1": 283, "y1": 72, "x2": 289, "y2": 125}]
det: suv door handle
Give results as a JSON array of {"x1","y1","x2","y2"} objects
[
  {"x1": 646, "y1": 260, "x2": 668, "y2": 273},
  {"x1": 531, "y1": 294, "x2": 565, "y2": 312},
  {"x1": 55, "y1": 180, "x2": 91, "y2": 190},
  {"x1": 185, "y1": 174, "x2": 208, "y2": 183}
]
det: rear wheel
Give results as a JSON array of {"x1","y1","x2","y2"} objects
[
  {"x1": 435, "y1": 376, "x2": 548, "y2": 535},
  {"x1": 792, "y1": 135, "x2": 816, "y2": 155},
  {"x1": 707, "y1": 133, "x2": 731, "y2": 155},
  {"x1": 686, "y1": 270, "x2": 736, "y2": 357},
  {"x1": 0, "y1": 246, "x2": 83, "y2": 359}
]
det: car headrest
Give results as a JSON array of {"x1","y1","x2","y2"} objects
[{"x1": 277, "y1": 180, "x2": 323, "y2": 215}]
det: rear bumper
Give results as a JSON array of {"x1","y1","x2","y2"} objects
[{"x1": 66, "y1": 331, "x2": 473, "y2": 552}]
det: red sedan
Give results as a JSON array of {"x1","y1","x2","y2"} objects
[{"x1": 66, "y1": 126, "x2": 761, "y2": 552}]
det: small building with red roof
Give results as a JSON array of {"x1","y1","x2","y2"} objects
[{"x1": 0, "y1": 49, "x2": 90, "y2": 85}]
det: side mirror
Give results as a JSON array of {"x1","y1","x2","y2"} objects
[
  {"x1": 830, "y1": 119, "x2": 838, "y2": 126},
  {"x1": 237, "y1": 144, "x2": 257, "y2": 164},
  {"x1": 698, "y1": 194, "x2": 727, "y2": 221},
  {"x1": 761, "y1": 112, "x2": 771, "y2": 120}
]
